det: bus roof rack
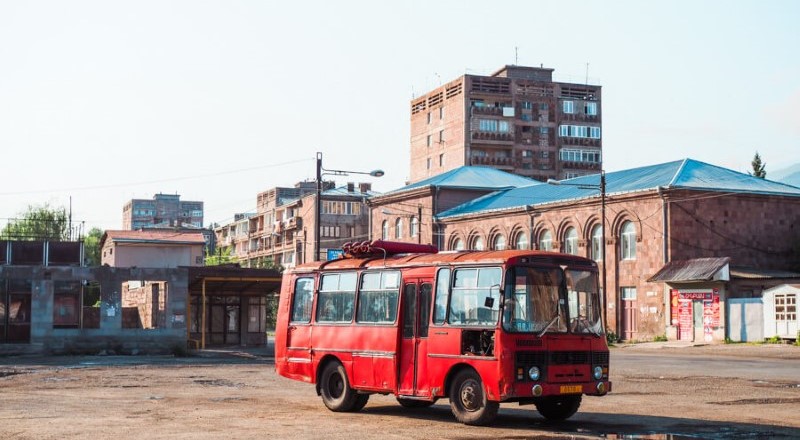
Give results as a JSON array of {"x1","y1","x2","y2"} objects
[{"x1": 342, "y1": 240, "x2": 438, "y2": 259}]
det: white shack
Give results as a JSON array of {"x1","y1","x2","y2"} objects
[{"x1": 762, "y1": 284, "x2": 799, "y2": 340}]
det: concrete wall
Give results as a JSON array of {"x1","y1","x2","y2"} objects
[
  {"x1": 0, "y1": 266, "x2": 188, "y2": 355},
  {"x1": 105, "y1": 244, "x2": 203, "y2": 268}
]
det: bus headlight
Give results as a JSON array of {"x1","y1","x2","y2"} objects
[
  {"x1": 593, "y1": 366, "x2": 603, "y2": 380},
  {"x1": 528, "y1": 366, "x2": 541, "y2": 381}
]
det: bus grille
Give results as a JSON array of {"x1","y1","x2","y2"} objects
[
  {"x1": 592, "y1": 352, "x2": 610, "y2": 365},
  {"x1": 550, "y1": 351, "x2": 589, "y2": 365}
]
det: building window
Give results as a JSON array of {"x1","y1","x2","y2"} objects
[
  {"x1": 540, "y1": 126, "x2": 549, "y2": 134},
  {"x1": 478, "y1": 119, "x2": 511, "y2": 133},
  {"x1": 560, "y1": 148, "x2": 601, "y2": 163},
  {"x1": 439, "y1": 107, "x2": 444, "y2": 119},
  {"x1": 492, "y1": 234, "x2": 506, "y2": 250},
  {"x1": 439, "y1": 130, "x2": 444, "y2": 143},
  {"x1": 620, "y1": 221, "x2": 636, "y2": 260},
  {"x1": 439, "y1": 153, "x2": 444, "y2": 167},
  {"x1": 395, "y1": 218, "x2": 403, "y2": 239},
  {"x1": 522, "y1": 150, "x2": 533, "y2": 158},
  {"x1": 521, "y1": 101, "x2": 532, "y2": 110},
  {"x1": 427, "y1": 112, "x2": 432, "y2": 124},
  {"x1": 514, "y1": 232, "x2": 528, "y2": 250},
  {"x1": 539, "y1": 103, "x2": 548, "y2": 111},
  {"x1": 411, "y1": 217, "x2": 419, "y2": 237},
  {"x1": 426, "y1": 158, "x2": 431, "y2": 170},
  {"x1": 471, "y1": 236, "x2": 485, "y2": 251},
  {"x1": 585, "y1": 102, "x2": 598, "y2": 116},
  {"x1": 621, "y1": 287, "x2": 637, "y2": 301},
  {"x1": 563, "y1": 100, "x2": 574, "y2": 114},
  {"x1": 564, "y1": 227, "x2": 578, "y2": 255},
  {"x1": 381, "y1": 220, "x2": 389, "y2": 240},
  {"x1": 775, "y1": 294, "x2": 797, "y2": 322},
  {"x1": 558, "y1": 125, "x2": 600, "y2": 139},
  {"x1": 590, "y1": 224, "x2": 603, "y2": 261},
  {"x1": 452, "y1": 238, "x2": 464, "y2": 251},
  {"x1": 426, "y1": 134, "x2": 432, "y2": 147},
  {"x1": 538, "y1": 230, "x2": 553, "y2": 251}
]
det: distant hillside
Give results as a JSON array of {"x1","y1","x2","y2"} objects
[{"x1": 771, "y1": 163, "x2": 800, "y2": 188}]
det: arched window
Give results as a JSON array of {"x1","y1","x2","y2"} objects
[
  {"x1": 621, "y1": 221, "x2": 636, "y2": 260},
  {"x1": 452, "y1": 237, "x2": 465, "y2": 251},
  {"x1": 472, "y1": 236, "x2": 485, "y2": 251},
  {"x1": 381, "y1": 220, "x2": 388, "y2": 240},
  {"x1": 564, "y1": 227, "x2": 578, "y2": 255},
  {"x1": 538, "y1": 230, "x2": 553, "y2": 251},
  {"x1": 410, "y1": 217, "x2": 419, "y2": 237},
  {"x1": 591, "y1": 224, "x2": 603, "y2": 261},
  {"x1": 395, "y1": 218, "x2": 403, "y2": 239},
  {"x1": 492, "y1": 234, "x2": 506, "y2": 250},
  {"x1": 514, "y1": 232, "x2": 528, "y2": 250}
]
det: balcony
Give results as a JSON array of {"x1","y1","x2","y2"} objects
[
  {"x1": 471, "y1": 156, "x2": 514, "y2": 167},
  {"x1": 471, "y1": 106, "x2": 503, "y2": 116},
  {"x1": 560, "y1": 160, "x2": 601, "y2": 171},
  {"x1": 472, "y1": 131, "x2": 514, "y2": 143}
]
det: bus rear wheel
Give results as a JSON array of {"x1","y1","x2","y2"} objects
[
  {"x1": 449, "y1": 369, "x2": 499, "y2": 425},
  {"x1": 535, "y1": 395, "x2": 582, "y2": 421},
  {"x1": 320, "y1": 362, "x2": 362, "y2": 412}
]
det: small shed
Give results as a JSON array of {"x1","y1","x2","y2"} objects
[{"x1": 762, "y1": 284, "x2": 799, "y2": 340}]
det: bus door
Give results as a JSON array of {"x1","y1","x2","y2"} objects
[
  {"x1": 285, "y1": 277, "x2": 315, "y2": 381},
  {"x1": 398, "y1": 280, "x2": 433, "y2": 397}
]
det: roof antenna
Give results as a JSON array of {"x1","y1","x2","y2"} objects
[
  {"x1": 585, "y1": 62, "x2": 589, "y2": 85},
  {"x1": 515, "y1": 46, "x2": 518, "y2": 65}
]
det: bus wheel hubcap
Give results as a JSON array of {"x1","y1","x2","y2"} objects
[{"x1": 460, "y1": 380, "x2": 481, "y2": 411}]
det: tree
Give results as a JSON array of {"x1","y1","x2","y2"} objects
[
  {"x1": 750, "y1": 152, "x2": 767, "y2": 179},
  {"x1": 1, "y1": 204, "x2": 70, "y2": 240},
  {"x1": 205, "y1": 246, "x2": 238, "y2": 266},
  {"x1": 83, "y1": 227, "x2": 104, "y2": 266}
]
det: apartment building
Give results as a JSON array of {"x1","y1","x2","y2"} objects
[
  {"x1": 122, "y1": 193, "x2": 204, "y2": 230},
  {"x1": 410, "y1": 65, "x2": 602, "y2": 183},
  {"x1": 215, "y1": 181, "x2": 375, "y2": 268}
]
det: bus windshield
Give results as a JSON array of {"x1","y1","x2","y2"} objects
[
  {"x1": 564, "y1": 269, "x2": 603, "y2": 335},
  {"x1": 502, "y1": 266, "x2": 603, "y2": 335}
]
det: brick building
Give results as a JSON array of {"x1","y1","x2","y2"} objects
[
  {"x1": 122, "y1": 193, "x2": 204, "y2": 230},
  {"x1": 370, "y1": 159, "x2": 800, "y2": 342},
  {"x1": 410, "y1": 65, "x2": 601, "y2": 183},
  {"x1": 215, "y1": 181, "x2": 376, "y2": 268}
]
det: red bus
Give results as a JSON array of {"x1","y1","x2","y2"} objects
[{"x1": 275, "y1": 241, "x2": 611, "y2": 425}]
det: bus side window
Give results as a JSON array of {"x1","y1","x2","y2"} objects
[
  {"x1": 290, "y1": 277, "x2": 314, "y2": 323},
  {"x1": 433, "y1": 268, "x2": 450, "y2": 325},
  {"x1": 317, "y1": 272, "x2": 357, "y2": 323}
]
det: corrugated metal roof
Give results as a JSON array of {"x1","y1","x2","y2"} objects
[
  {"x1": 647, "y1": 257, "x2": 730, "y2": 282},
  {"x1": 104, "y1": 230, "x2": 206, "y2": 245},
  {"x1": 384, "y1": 166, "x2": 537, "y2": 196},
  {"x1": 439, "y1": 158, "x2": 800, "y2": 218},
  {"x1": 322, "y1": 186, "x2": 381, "y2": 197},
  {"x1": 729, "y1": 267, "x2": 800, "y2": 280}
]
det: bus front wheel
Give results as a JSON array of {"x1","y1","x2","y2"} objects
[
  {"x1": 320, "y1": 362, "x2": 365, "y2": 412},
  {"x1": 449, "y1": 369, "x2": 499, "y2": 425},
  {"x1": 535, "y1": 395, "x2": 582, "y2": 421}
]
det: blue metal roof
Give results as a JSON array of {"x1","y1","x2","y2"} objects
[
  {"x1": 439, "y1": 159, "x2": 800, "y2": 219},
  {"x1": 384, "y1": 166, "x2": 537, "y2": 196}
]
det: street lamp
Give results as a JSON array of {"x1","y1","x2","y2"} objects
[
  {"x1": 547, "y1": 170, "x2": 607, "y2": 329},
  {"x1": 315, "y1": 152, "x2": 384, "y2": 261}
]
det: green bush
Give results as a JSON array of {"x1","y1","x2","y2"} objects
[
  {"x1": 765, "y1": 335, "x2": 782, "y2": 344},
  {"x1": 653, "y1": 335, "x2": 667, "y2": 342},
  {"x1": 606, "y1": 330, "x2": 618, "y2": 345}
]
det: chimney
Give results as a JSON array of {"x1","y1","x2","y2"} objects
[{"x1": 359, "y1": 183, "x2": 372, "y2": 193}]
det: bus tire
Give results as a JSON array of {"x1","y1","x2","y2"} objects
[
  {"x1": 448, "y1": 369, "x2": 499, "y2": 425},
  {"x1": 351, "y1": 393, "x2": 370, "y2": 411},
  {"x1": 319, "y1": 362, "x2": 359, "y2": 412},
  {"x1": 535, "y1": 395, "x2": 582, "y2": 421},
  {"x1": 396, "y1": 397, "x2": 435, "y2": 408}
]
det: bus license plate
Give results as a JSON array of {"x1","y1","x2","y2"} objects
[{"x1": 559, "y1": 385, "x2": 582, "y2": 394}]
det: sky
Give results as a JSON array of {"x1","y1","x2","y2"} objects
[{"x1": 1, "y1": 0, "x2": 798, "y2": 232}]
